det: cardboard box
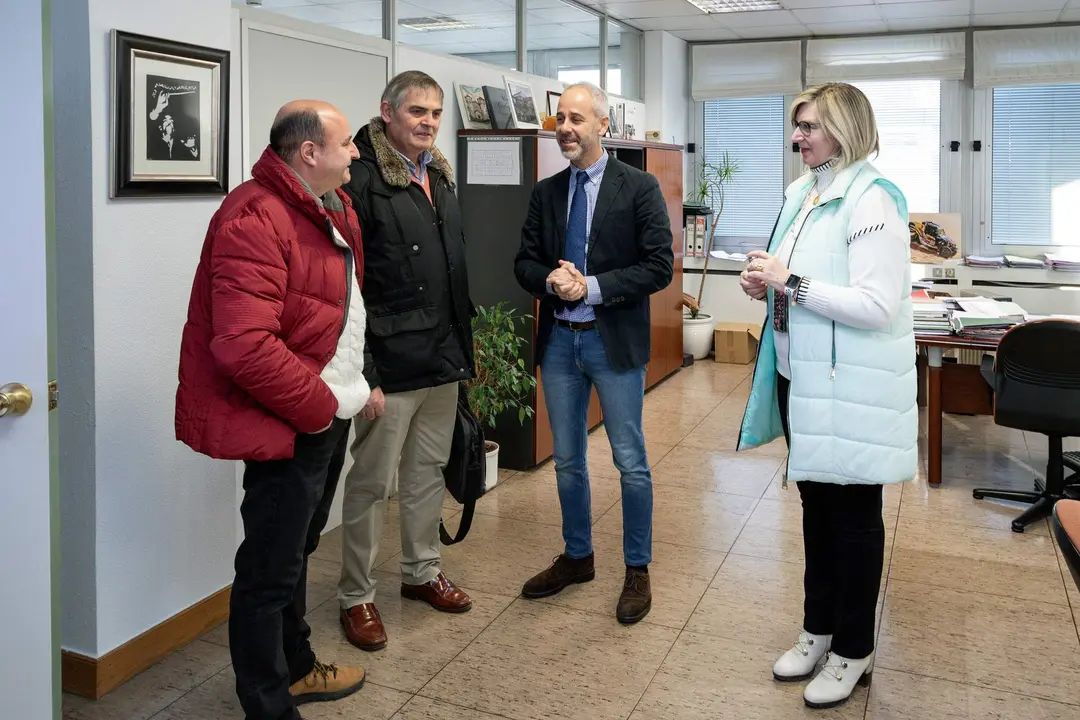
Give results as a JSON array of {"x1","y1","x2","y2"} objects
[{"x1": 714, "y1": 323, "x2": 762, "y2": 364}]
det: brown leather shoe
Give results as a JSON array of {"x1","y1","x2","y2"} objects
[
  {"x1": 616, "y1": 568, "x2": 651, "y2": 624},
  {"x1": 400, "y1": 572, "x2": 473, "y2": 613},
  {"x1": 521, "y1": 554, "x2": 595, "y2": 599},
  {"x1": 340, "y1": 604, "x2": 387, "y2": 651},
  {"x1": 289, "y1": 660, "x2": 365, "y2": 706}
]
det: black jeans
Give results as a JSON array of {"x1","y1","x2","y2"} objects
[
  {"x1": 230, "y1": 418, "x2": 351, "y2": 720},
  {"x1": 777, "y1": 374, "x2": 883, "y2": 659}
]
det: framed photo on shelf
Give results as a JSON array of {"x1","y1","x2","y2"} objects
[
  {"x1": 546, "y1": 90, "x2": 562, "y2": 117},
  {"x1": 503, "y1": 77, "x2": 541, "y2": 129},
  {"x1": 455, "y1": 82, "x2": 491, "y2": 130},
  {"x1": 110, "y1": 29, "x2": 230, "y2": 198}
]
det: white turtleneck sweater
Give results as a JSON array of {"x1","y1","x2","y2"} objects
[{"x1": 773, "y1": 161, "x2": 909, "y2": 379}]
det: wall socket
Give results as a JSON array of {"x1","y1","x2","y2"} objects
[
  {"x1": 945, "y1": 267, "x2": 955, "y2": 278},
  {"x1": 932, "y1": 267, "x2": 943, "y2": 278}
]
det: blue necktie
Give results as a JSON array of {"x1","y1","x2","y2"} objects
[{"x1": 564, "y1": 172, "x2": 589, "y2": 308}]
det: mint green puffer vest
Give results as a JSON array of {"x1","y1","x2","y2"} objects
[{"x1": 737, "y1": 160, "x2": 918, "y2": 486}]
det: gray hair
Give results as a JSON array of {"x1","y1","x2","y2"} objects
[
  {"x1": 563, "y1": 81, "x2": 609, "y2": 120},
  {"x1": 381, "y1": 70, "x2": 444, "y2": 111}
]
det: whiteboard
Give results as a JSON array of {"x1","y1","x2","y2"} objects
[{"x1": 244, "y1": 26, "x2": 388, "y2": 177}]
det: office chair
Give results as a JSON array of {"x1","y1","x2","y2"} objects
[
  {"x1": 972, "y1": 319, "x2": 1080, "y2": 533},
  {"x1": 1052, "y1": 500, "x2": 1080, "y2": 593}
]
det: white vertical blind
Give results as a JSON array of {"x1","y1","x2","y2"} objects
[
  {"x1": 974, "y1": 27, "x2": 1080, "y2": 89},
  {"x1": 807, "y1": 33, "x2": 965, "y2": 84},
  {"x1": 701, "y1": 95, "x2": 786, "y2": 252},
  {"x1": 853, "y1": 79, "x2": 941, "y2": 214},
  {"x1": 692, "y1": 42, "x2": 803, "y2": 101},
  {"x1": 990, "y1": 84, "x2": 1080, "y2": 247}
]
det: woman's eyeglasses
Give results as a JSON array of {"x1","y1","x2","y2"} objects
[{"x1": 794, "y1": 121, "x2": 820, "y2": 135}]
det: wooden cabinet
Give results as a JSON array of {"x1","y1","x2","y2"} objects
[{"x1": 458, "y1": 129, "x2": 683, "y2": 470}]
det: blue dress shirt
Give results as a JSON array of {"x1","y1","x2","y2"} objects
[{"x1": 552, "y1": 152, "x2": 608, "y2": 321}]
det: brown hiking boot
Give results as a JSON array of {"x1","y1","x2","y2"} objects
[
  {"x1": 521, "y1": 553, "x2": 595, "y2": 599},
  {"x1": 288, "y1": 660, "x2": 365, "y2": 706},
  {"x1": 616, "y1": 568, "x2": 651, "y2": 624}
]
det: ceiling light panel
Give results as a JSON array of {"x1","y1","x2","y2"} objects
[
  {"x1": 398, "y1": 16, "x2": 473, "y2": 31},
  {"x1": 686, "y1": 0, "x2": 783, "y2": 13}
]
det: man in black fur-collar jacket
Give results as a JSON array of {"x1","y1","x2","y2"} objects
[{"x1": 338, "y1": 72, "x2": 475, "y2": 653}]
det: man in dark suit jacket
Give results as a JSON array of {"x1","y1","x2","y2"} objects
[{"x1": 513, "y1": 82, "x2": 673, "y2": 624}]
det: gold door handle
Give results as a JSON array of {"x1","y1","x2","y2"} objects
[{"x1": 0, "y1": 383, "x2": 33, "y2": 417}]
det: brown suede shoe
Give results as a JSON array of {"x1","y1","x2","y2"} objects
[
  {"x1": 521, "y1": 554, "x2": 595, "y2": 599},
  {"x1": 340, "y1": 604, "x2": 387, "y2": 651},
  {"x1": 616, "y1": 568, "x2": 651, "y2": 624},
  {"x1": 400, "y1": 572, "x2": 473, "y2": 613},
  {"x1": 288, "y1": 660, "x2": 365, "y2": 706}
]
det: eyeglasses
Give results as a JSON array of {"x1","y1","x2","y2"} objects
[{"x1": 794, "y1": 121, "x2": 821, "y2": 135}]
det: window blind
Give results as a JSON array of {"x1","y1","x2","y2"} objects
[
  {"x1": 852, "y1": 79, "x2": 941, "y2": 214},
  {"x1": 974, "y1": 27, "x2": 1080, "y2": 89},
  {"x1": 991, "y1": 84, "x2": 1080, "y2": 247},
  {"x1": 691, "y1": 42, "x2": 802, "y2": 102},
  {"x1": 807, "y1": 33, "x2": 964, "y2": 84},
  {"x1": 701, "y1": 95, "x2": 786, "y2": 252}
]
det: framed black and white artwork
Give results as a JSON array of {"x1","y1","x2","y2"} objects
[{"x1": 110, "y1": 30, "x2": 230, "y2": 198}]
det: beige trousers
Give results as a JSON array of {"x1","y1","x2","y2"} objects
[{"x1": 337, "y1": 381, "x2": 457, "y2": 608}]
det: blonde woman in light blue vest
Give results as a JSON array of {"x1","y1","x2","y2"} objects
[{"x1": 740, "y1": 83, "x2": 917, "y2": 711}]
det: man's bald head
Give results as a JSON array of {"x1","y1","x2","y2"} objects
[
  {"x1": 270, "y1": 100, "x2": 343, "y2": 163},
  {"x1": 268, "y1": 100, "x2": 358, "y2": 196}
]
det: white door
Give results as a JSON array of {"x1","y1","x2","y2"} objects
[{"x1": 1, "y1": 1, "x2": 58, "y2": 718}]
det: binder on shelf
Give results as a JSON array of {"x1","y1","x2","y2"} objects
[{"x1": 694, "y1": 216, "x2": 706, "y2": 257}]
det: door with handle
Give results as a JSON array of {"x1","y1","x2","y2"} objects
[{"x1": 1, "y1": 1, "x2": 58, "y2": 717}]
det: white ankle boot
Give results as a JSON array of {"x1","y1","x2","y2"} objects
[
  {"x1": 803, "y1": 651, "x2": 874, "y2": 709},
  {"x1": 772, "y1": 630, "x2": 832, "y2": 681}
]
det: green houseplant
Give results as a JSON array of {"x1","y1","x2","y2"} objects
[
  {"x1": 467, "y1": 303, "x2": 538, "y2": 488},
  {"x1": 682, "y1": 151, "x2": 741, "y2": 319}
]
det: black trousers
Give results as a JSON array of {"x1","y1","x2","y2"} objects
[
  {"x1": 777, "y1": 375, "x2": 883, "y2": 659},
  {"x1": 230, "y1": 418, "x2": 351, "y2": 720}
]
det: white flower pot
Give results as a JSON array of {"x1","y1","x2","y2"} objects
[
  {"x1": 484, "y1": 440, "x2": 499, "y2": 493},
  {"x1": 683, "y1": 312, "x2": 716, "y2": 360}
]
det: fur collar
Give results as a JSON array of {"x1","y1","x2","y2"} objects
[{"x1": 367, "y1": 117, "x2": 454, "y2": 189}]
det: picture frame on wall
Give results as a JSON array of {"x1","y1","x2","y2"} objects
[
  {"x1": 110, "y1": 29, "x2": 230, "y2": 198},
  {"x1": 546, "y1": 90, "x2": 561, "y2": 117},
  {"x1": 503, "y1": 76, "x2": 540, "y2": 129},
  {"x1": 455, "y1": 82, "x2": 491, "y2": 130}
]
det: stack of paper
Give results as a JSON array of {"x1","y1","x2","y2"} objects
[
  {"x1": 1004, "y1": 255, "x2": 1046, "y2": 268},
  {"x1": 912, "y1": 290, "x2": 951, "y2": 335},
  {"x1": 950, "y1": 298, "x2": 1026, "y2": 334},
  {"x1": 965, "y1": 255, "x2": 1005, "y2": 267},
  {"x1": 1045, "y1": 253, "x2": 1080, "y2": 272},
  {"x1": 708, "y1": 250, "x2": 748, "y2": 262}
]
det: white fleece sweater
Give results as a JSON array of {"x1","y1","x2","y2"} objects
[{"x1": 320, "y1": 225, "x2": 371, "y2": 419}]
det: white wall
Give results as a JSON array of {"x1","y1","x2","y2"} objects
[{"x1": 63, "y1": 0, "x2": 241, "y2": 657}]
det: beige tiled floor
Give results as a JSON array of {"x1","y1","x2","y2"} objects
[{"x1": 64, "y1": 362, "x2": 1080, "y2": 719}]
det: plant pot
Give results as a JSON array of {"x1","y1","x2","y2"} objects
[
  {"x1": 484, "y1": 440, "x2": 499, "y2": 493},
  {"x1": 683, "y1": 311, "x2": 715, "y2": 360}
]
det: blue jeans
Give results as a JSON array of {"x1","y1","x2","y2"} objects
[{"x1": 539, "y1": 324, "x2": 652, "y2": 566}]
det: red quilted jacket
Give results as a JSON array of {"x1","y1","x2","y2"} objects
[{"x1": 175, "y1": 146, "x2": 364, "y2": 461}]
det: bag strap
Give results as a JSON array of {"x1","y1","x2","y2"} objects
[{"x1": 439, "y1": 496, "x2": 475, "y2": 545}]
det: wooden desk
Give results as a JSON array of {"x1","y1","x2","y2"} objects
[{"x1": 916, "y1": 333, "x2": 1001, "y2": 486}]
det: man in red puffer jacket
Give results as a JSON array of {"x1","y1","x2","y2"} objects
[{"x1": 175, "y1": 100, "x2": 370, "y2": 720}]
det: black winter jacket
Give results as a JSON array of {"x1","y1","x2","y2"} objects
[{"x1": 342, "y1": 119, "x2": 475, "y2": 394}]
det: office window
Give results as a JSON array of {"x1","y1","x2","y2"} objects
[
  {"x1": 990, "y1": 83, "x2": 1080, "y2": 247},
  {"x1": 701, "y1": 95, "x2": 786, "y2": 252},
  {"x1": 853, "y1": 79, "x2": 941, "y2": 214},
  {"x1": 557, "y1": 67, "x2": 620, "y2": 96}
]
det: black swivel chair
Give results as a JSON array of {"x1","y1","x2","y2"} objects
[{"x1": 972, "y1": 319, "x2": 1080, "y2": 533}]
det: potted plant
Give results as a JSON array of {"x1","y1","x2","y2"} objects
[
  {"x1": 467, "y1": 302, "x2": 538, "y2": 491},
  {"x1": 682, "y1": 152, "x2": 740, "y2": 360}
]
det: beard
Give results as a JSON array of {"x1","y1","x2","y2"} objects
[{"x1": 559, "y1": 133, "x2": 592, "y2": 161}]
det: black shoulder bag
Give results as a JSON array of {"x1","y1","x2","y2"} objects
[{"x1": 439, "y1": 383, "x2": 488, "y2": 545}]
